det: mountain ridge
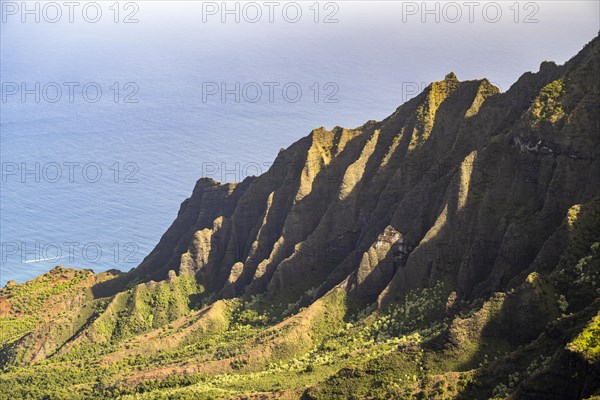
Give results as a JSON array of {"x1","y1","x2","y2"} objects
[{"x1": 102, "y1": 36, "x2": 596, "y2": 306}]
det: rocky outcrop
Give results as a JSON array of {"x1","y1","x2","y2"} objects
[{"x1": 347, "y1": 226, "x2": 413, "y2": 306}]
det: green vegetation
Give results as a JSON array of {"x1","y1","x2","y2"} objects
[
  {"x1": 568, "y1": 312, "x2": 600, "y2": 363},
  {"x1": 1, "y1": 266, "x2": 91, "y2": 315},
  {"x1": 531, "y1": 79, "x2": 565, "y2": 124}
]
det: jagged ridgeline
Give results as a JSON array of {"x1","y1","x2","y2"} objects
[{"x1": 1, "y1": 36, "x2": 599, "y2": 399}]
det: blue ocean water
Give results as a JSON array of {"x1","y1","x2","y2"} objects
[{"x1": 1, "y1": 1, "x2": 598, "y2": 285}]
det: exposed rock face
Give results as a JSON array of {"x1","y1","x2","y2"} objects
[
  {"x1": 108, "y1": 37, "x2": 599, "y2": 310},
  {"x1": 347, "y1": 226, "x2": 413, "y2": 307}
]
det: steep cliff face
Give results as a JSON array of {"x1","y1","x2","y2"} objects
[
  {"x1": 0, "y1": 36, "x2": 598, "y2": 400},
  {"x1": 120, "y1": 36, "x2": 598, "y2": 311}
]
